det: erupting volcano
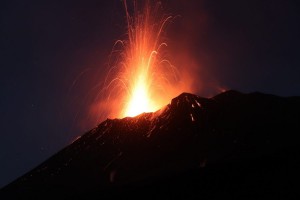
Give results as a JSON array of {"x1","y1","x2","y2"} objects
[
  {"x1": 1, "y1": 1, "x2": 299, "y2": 199},
  {"x1": 104, "y1": 0, "x2": 184, "y2": 118}
]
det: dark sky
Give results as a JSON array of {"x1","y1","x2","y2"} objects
[{"x1": 1, "y1": 0, "x2": 299, "y2": 188}]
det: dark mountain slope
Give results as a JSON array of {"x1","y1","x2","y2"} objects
[{"x1": 2, "y1": 90, "x2": 300, "y2": 199}]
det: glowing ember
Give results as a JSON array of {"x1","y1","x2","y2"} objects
[{"x1": 103, "y1": 0, "x2": 185, "y2": 118}]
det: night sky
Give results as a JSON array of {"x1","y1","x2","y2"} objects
[{"x1": 1, "y1": 0, "x2": 299, "y2": 188}]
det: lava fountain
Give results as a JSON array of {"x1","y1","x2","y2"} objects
[
  {"x1": 122, "y1": 0, "x2": 177, "y2": 117},
  {"x1": 104, "y1": 0, "x2": 186, "y2": 118}
]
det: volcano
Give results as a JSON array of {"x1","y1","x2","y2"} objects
[{"x1": 1, "y1": 90, "x2": 300, "y2": 199}]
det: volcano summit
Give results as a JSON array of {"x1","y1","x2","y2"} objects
[{"x1": 1, "y1": 90, "x2": 299, "y2": 199}]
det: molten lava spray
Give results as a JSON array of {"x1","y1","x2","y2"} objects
[
  {"x1": 104, "y1": 0, "x2": 191, "y2": 118},
  {"x1": 121, "y1": 0, "x2": 175, "y2": 117}
]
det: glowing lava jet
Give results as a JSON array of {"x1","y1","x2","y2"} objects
[
  {"x1": 105, "y1": 0, "x2": 182, "y2": 118},
  {"x1": 122, "y1": 0, "x2": 176, "y2": 117}
]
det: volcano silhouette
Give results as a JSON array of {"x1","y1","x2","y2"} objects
[{"x1": 1, "y1": 90, "x2": 300, "y2": 199}]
